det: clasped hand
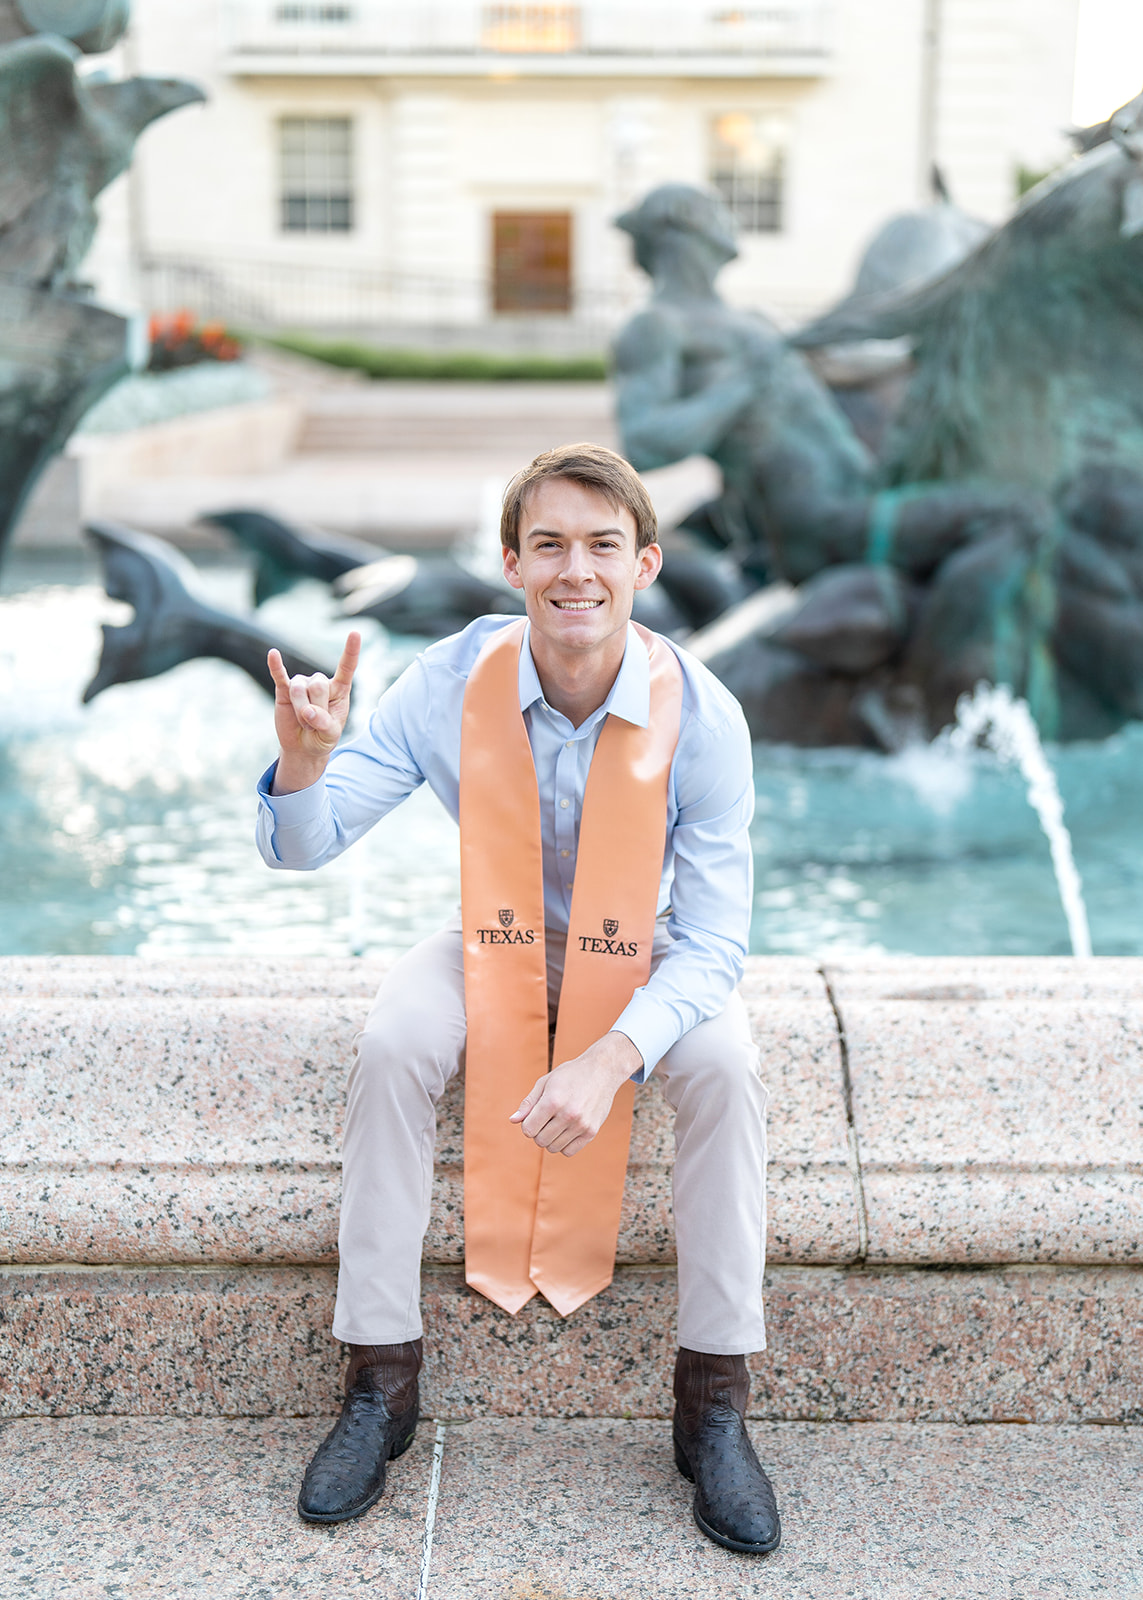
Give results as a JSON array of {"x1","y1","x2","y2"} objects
[{"x1": 510, "y1": 1031, "x2": 642, "y2": 1158}]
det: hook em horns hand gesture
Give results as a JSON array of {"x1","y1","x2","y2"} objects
[{"x1": 268, "y1": 632, "x2": 360, "y2": 795}]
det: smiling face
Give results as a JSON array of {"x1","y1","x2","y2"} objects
[{"x1": 502, "y1": 476, "x2": 662, "y2": 666}]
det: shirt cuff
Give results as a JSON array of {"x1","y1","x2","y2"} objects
[
  {"x1": 257, "y1": 761, "x2": 329, "y2": 828},
  {"x1": 612, "y1": 989, "x2": 681, "y2": 1083}
]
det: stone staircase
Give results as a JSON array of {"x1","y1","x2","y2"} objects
[
  {"x1": 2, "y1": 954, "x2": 1140, "y2": 1428},
  {"x1": 293, "y1": 383, "x2": 617, "y2": 457},
  {"x1": 70, "y1": 378, "x2": 629, "y2": 546}
]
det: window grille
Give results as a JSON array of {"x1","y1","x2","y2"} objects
[
  {"x1": 279, "y1": 117, "x2": 354, "y2": 233},
  {"x1": 275, "y1": 4, "x2": 353, "y2": 22},
  {"x1": 481, "y1": 5, "x2": 580, "y2": 52},
  {"x1": 709, "y1": 112, "x2": 787, "y2": 233}
]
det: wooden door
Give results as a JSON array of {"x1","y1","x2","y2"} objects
[{"x1": 492, "y1": 212, "x2": 572, "y2": 313}]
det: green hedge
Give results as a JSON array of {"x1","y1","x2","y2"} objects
[{"x1": 265, "y1": 332, "x2": 609, "y2": 382}]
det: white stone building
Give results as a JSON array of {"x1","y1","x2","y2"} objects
[{"x1": 86, "y1": 0, "x2": 1081, "y2": 343}]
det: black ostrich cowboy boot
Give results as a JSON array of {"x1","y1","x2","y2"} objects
[
  {"x1": 297, "y1": 1340, "x2": 423, "y2": 1523},
  {"x1": 672, "y1": 1348, "x2": 781, "y2": 1554}
]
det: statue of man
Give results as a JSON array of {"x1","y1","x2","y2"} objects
[{"x1": 612, "y1": 185, "x2": 1046, "y2": 589}]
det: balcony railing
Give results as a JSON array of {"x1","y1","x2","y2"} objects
[
  {"x1": 138, "y1": 252, "x2": 642, "y2": 350},
  {"x1": 221, "y1": 2, "x2": 834, "y2": 61}
]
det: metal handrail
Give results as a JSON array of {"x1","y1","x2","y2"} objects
[{"x1": 137, "y1": 252, "x2": 642, "y2": 348}]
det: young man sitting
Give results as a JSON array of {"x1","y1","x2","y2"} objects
[{"x1": 257, "y1": 442, "x2": 779, "y2": 1554}]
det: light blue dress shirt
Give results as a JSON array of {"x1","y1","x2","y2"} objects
[{"x1": 256, "y1": 617, "x2": 754, "y2": 1080}]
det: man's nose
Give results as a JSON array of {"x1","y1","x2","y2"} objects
[{"x1": 559, "y1": 543, "x2": 594, "y2": 582}]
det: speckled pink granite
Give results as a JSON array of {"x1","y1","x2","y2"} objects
[
  {"x1": 0, "y1": 996, "x2": 354, "y2": 1267},
  {"x1": 4, "y1": 952, "x2": 1143, "y2": 1441},
  {"x1": 0, "y1": 1265, "x2": 345, "y2": 1417},
  {"x1": 1, "y1": 998, "x2": 358, "y2": 1168},
  {"x1": 0, "y1": 1414, "x2": 431, "y2": 1596},
  {"x1": 739, "y1": 974, "x2": 859, "y2": 1264},
  {"x1": 0, "y1": 959, "x2": 860, "y2": 1268},
  {"x1": 3, "y1": 1263, "x2": 1139, "y2": 1424},
  {"x1": 2, "y1": 1416, "x2": 1140, "y2": 1600},
  {"x1": 0, "y1": 955, "x2": 389, "y2": 998},
  {"x1": 825, "y1": 954, "x2": 1143, "y2": 1004},
  {"x1": 858, "y1": 1168, "x2": 1142, "y2": 1268},
  {"x1": 425, "y1": 1263, "x2": 1143, "y2": 1425},
  {"x1": 824, "y1": 958, "x2": 1143, "y2": 1264},
  {"x1": 0, "y1": 1163, "x2": 343, "y2": 1265},
  {"x1": 758, "y1": 1263, "x2": 1143, "y2": 1426},
  {"x1": 428, "y1": 1418, "x2": 1143, "y2": 1600}
]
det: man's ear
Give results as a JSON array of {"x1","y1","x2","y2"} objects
[
  {"x1": 502, "y1": 547, "x2": 524, "y2": 589},
  {"x1": 633, "y1": 542, "x2": 664, "y2": 590}
]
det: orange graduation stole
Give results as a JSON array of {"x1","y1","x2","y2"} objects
[{"x1": 459, "y1": 619, "x2": 683, "y2": 1317}]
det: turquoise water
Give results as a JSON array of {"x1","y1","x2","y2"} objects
[{"x1": 2, "y1": 552, "x2": 1141, "y2": 958}]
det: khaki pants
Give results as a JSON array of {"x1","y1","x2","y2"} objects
[{"x1": 332, "y1": 919, "x2": 768, "y2": 1355}]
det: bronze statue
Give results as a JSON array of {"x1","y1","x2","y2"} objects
[
  {"x1": 84, "y1": 521, "x2": 329, "y2": 703},
  {"x1": 612, "y1": 184, "x2": 1043, "y2": 592},
  {"x1": 612, "y1": 106, "x2": 1143, "y2": 744},
  {"x1": 0, "y1": 4, "x2": 202, "y2": 567}
]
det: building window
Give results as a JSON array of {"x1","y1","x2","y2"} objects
[
  {"x1": 492, "y1": 213, "x2": 572, "y2": 313},
  {"x1": 481, "y1": 5, "x2": 579, "y2": 53},
  {"x1": 275, "y1": 4, "x2": 353, "y2": 20},
  {"x1": 279, "y1": 117, "x2": 354, "y2": 233},
  {"x1": 709, "y1": 112, "x2": 787, "y2": 233}
]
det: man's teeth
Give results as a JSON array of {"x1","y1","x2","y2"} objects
[{"x1": 553, "y1": 599, "x2": 602, "y2": 610}]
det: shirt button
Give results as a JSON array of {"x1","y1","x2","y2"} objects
[
  {"x1": 565, "y1": 741, "x2": 573, "y2": 748},
  {"x1": 560, "y1": 849, "x2": 570, "y2": 858},
  {"x1": 560, "y1": 798, "x2": 570, "y2": 809}
]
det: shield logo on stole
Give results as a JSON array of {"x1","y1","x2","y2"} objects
[
  {"x1": 602, "y1": 918, "x2": 619, "y2": 937},
  {"x1": 498, "y1": 908, "x2": 515, "y2": 927}
]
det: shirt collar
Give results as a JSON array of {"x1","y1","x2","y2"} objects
[{"x1": 517, "y1": 621, "x2": 651, "y2": 729}]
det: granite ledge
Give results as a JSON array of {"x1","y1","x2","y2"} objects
[
  {"x1": 0, "y1": 1157, "x2": 860, "y2": 1269},
  {"x1": 2, "y1": 1262, "x2": 1139, "y2": 1424},
  {"x1": 0, "y1": 953, "x2": 827, "y2": 1000},
  {"x1": 0, "y1": 956, "x2": 391, "y2": 999},
  {"x1": 822, "y1": 954, "x2": 1143, "y2": 1004}
]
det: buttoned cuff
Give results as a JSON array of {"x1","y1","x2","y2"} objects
[
  {"x1": 613, "y1": 990, "x2": 680, "y2": 1084},
  {"x1": 257, "y1": 761, "x2": 329, "y2": 829}
]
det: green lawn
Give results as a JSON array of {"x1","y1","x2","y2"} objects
[{"x1": 265, "y1": 332, "x2": 609, "y2": 382}]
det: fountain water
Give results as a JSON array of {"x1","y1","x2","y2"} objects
[
  {"x1": 947, "y1": 682, "x2": 1093, "y2": 958},
  {"x1": 8, "y1": 553, "x2": 1138, "y2": 960},
  {"x1": 460, "y1": 475, "x2": 514, "y2": 584}
]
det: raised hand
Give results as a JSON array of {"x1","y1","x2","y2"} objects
[{"x1": 268, "y1": 631, "x2": 360, "y2": 794}]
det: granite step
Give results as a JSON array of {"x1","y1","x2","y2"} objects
[
  {"x1": 4, "y1": 1415, "x2": 1140, "y2": 1600},
  {"x1": 824, "y1": 956, "x2": 1143, "y2": 1267},
  {"x1": 3, "y1": 1261, "x2": 1140, "y2": 1423},
  {"x1": 294, "y1": 381, "x2": 616, "y2": 457},
  {"x1": 295, "y1": 414, "x2": 619, "y2": 454},
  {"x1": 1, "y1": 956, "x2": 1141, "y2": 1423}
]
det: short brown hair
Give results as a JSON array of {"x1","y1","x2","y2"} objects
[{"x1": 500, "y1": 442, "x2": 658, "y2": 554}]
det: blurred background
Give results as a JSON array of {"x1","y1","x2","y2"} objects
[
  {"x1": 85, "y1": 0, "x2": 1125, "y2": 345},
  {"x1": 4, "y1": 0, "x2": 1141, "y2": 962}
]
